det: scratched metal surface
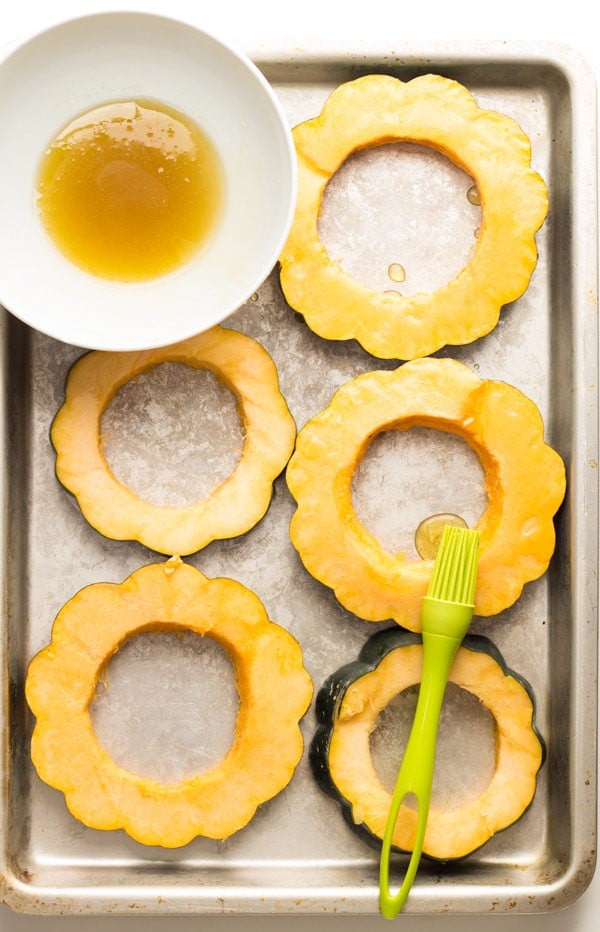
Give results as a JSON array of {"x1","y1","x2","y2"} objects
[{"x1": 0, "y1": 41, "x2": 597, "y2": 915}]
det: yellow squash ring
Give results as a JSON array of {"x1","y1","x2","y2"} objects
[
  {"x1": 279, "y1": 73, "x2": 548, "y2": 360},
  {"x1": 51, "y1": 326, "x2": 296, "y2": 556},
  {"x1": 25, "y1": 561, "x2": 313, "y2": 847},
  {"x1": 286, "y1": 357, "x2": 566, "y2": 629}
]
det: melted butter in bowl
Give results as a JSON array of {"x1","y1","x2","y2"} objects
[
  {"x1": 0, "y1": 10, "x2": 296, "y2": 350},
  {"x1": 36, "y1": 99, "x2": 225, "y2": 282}
]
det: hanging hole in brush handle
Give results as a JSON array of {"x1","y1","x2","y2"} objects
[{"x1": 378, "y1": 747, "x2": 433, "y2": 918}]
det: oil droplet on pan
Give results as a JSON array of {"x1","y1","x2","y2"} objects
[
  {"x1": 467, "y1": 185, "x2": 481, "y2": 206},
  {"x1": 388, "y1": 262, "x2": 406, "y2": 283},
  {"x1": 415, "y1": 513, "x2": 469, "y2": 561}
]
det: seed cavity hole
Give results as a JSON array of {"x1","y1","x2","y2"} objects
[
  {"x1": 90, "y1": 630, "x2": 239, "y2": 783},
  {"x1": 352, "y1": 427, "x2": 486, "y2": 559},
  {"x1": 101, "y1": 362, "x2": 243, "y2": 507},
  {"x1": 371, "y1": 683, "x2": 496, "y2": 810},
  {"x1": 318, "y1": 143, "x2": 481, "y2": 295}
]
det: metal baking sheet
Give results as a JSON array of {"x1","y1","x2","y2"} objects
[{"x1": 1, "y1": 40, "x2": 598, "y2": 915}]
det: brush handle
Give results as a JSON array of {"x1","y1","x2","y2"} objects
[{"x1": 378, "y1": 630, "x2": 461, "y2": 919}]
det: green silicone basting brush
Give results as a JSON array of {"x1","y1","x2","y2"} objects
[{"x1": 379, "y1": 524, "x2": 480, "y2": 919}]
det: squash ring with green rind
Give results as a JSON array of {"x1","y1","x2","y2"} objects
[
  {"x1": 279, "y1": 73, "x2": 548, "y2": 360},
  {"x1": 286, "y1": 357, "x2": 566, "y2": 629},
  {"x1": 25, "y1": 560, "x2": 313, "y2": 847},
  {"x1": 51, "y1": 325, "x2": 296, "y2": 556},
  {"x1": 310, "y1": 626, "x2": 545, "y2": 860}
]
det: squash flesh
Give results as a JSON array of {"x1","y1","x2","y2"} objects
[
  {"x1": 312, "y1": 630, "x2": 544, "y2": 860},
  {"x1": 51, "y1": 326, "x2": 296, "y2": 556},
  {"x1": 25, "y1": 561, "x2": 313, "y2": 847},
  {"x1": 279, "y1": 73, "x2": 548, "y2": 360},
  {"x1": 286, "y1": 357, "x2": 566, "y2": 629}
]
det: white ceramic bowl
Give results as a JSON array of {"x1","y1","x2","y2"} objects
[{"x1": 0, "y1": 12, "x2": 296, "y2": 350}]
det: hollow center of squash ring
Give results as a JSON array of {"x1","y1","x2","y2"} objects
[
  {"x1": 89, "y1": 629, "x2": 239, "y2": 782},
  {"x1": 352, "y1": 426, "x2": 487, "y2": 559},
  {"x1": 370, "y1": 683, "x2": 496, "y2": 810},
  {"x1": 318, "y1": 142, "x2": 481, "y2": 296},
  {"x1": 101, "y1": 361, "x2": 243, "y2": 508}
]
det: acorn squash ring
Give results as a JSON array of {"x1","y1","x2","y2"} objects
[
  {"x1": 310, "y1": 627, "x2": 544, "y2": 860},
  {"x1": 51, "y1": 326, "x2": 297, "y2": 556},
  {"x1": 286, "y1": 357, "x2": 566, "y2": 629},
  {"x1": 279, "y1": 73, "x2": 549, "y2": 360},
  {"x1": 25, "y1": 560, "x2": 313, "y2": 847}
]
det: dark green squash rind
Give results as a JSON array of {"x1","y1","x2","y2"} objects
[{"x1": 309, "y1": 625, "x2": 546, "y2": 862}]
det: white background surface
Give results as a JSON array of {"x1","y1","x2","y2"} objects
[{"x1": 0, "y1": 0, "x2": 598, "y2": 928}]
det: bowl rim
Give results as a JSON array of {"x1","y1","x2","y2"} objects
[{"x1": 0, "y1": 9, "x2": 298, "y2": 351}]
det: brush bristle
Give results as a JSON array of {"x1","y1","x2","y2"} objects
[{"x1": 427, "y1": 525, "x2": 480, "y2": 604}]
